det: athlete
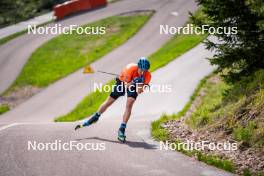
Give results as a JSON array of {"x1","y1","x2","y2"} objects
[{"x1": 74, "y1": 57, "x2": 151, "y2": 142}]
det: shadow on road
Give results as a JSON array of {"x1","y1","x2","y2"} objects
[{"x1": 75, "y1": 137, "x2": 157, "y2": 150}]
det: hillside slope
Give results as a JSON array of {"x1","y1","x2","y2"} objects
[{"x1": 153, "y1": 70, "x2": 264, "y2": 175}]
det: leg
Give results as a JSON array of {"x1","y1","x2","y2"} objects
[
  {"x1": 122, "y1": 97, "x2": 136, "y2": 124},
  {"x1": 118, "y1": 97, "x2": 136, "y2": 142},
  {"x1": 82, "y1": 96, "x2": 115, "y2": 127},
  {"x1": 97, "y1": 96, "x2": 116, "y2": 114},
  {"x1": 122, "y1": 84, "x2": 138, "y2": 124},
  {"x1": 75, "y1": 79, "x2": 125, "y2": 130}
]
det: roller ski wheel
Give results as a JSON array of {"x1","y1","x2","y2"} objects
[
  {"x1": 118, "y1": 128, "x2": 126, "y2": 143},
  {"x1": 75, "y1": 124, "x2": 82, "y2": 130},
  {"x1": 118, "y1": 135, "x2": 126, "y2": 143}
]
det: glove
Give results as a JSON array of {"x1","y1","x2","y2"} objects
[{"x1": 132, "y1": 76, "x2": 144, "y2": 84}]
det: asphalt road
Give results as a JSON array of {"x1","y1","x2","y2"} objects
[
  {"x1": 0, "y1": 0, "x2": 233, "y2": 175},
  {"x1": 0, "y1": 42, "x2": 233, "y2": 176},
  {"x1": 0, "y1": 0, "x2": 183, "y2": 94},
  {"x1": 0, "y1": 0, "x2": 197, "y2": 123}
]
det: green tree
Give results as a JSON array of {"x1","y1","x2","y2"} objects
[
  {"x1": 192, "y1": 0, "x2": 264, "y2": 82},
  {"x1": 0, "y1": 0, "x2": 68, "y2": 27}
]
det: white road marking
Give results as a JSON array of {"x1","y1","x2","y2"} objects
[
  {"x1": 0, "y1": 122, "x2": 73, "y2": 132},
  {"x1": 0, "y1": 123, "x2": 20, "y2": 132},
  {"x1": 171, "y1": 11, "x2": 179, "y2": 16},
  {"x1": 0, "y1": 121, "x2": 95, "y2": 132}
]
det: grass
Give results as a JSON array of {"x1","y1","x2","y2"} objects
[
  {"x1": 148, "y1": 33, "x2": 206, "y2": 72},
  {"x1": 4, "y1": 13, "x2": 152, "y2": 95},
  {"x1": 151, "y1": 114, "x2": 174, "y2": 141},
  {"x1": 151, "y1": 74, "x2": 236, "y2": 173},
  {"x1": 55, "y1": 25, "x2": 207, "y2": 122},
  {"x1": 0, "y1": 105, "x2": 10, "y2": 115},
  {"x1": 0, "y1": 30, "x2": 27, "y2": 45},
  {"x1": 243, "y1": 169, "x2": 264, "y2": 176},
  {"x1": 196, "y1": 152, "x2": 235, "y2": 172},
  {"x1": 229, "y1": 71, "x2": 264, "y2": 148},
  {"x1": 185, "y1": 76, "x2": 230, "y2": 128},
  {"x1": 151, "y1": 74, "x2": 212, "y2": 142},
  {"x1": 151, "y1": 7, "x2": 264, "y2": 175},
  {"x1": 0, "y1": 20, "x2": 53, "y2": 108},
  {"x1": 185, "y1": 70, "x2": 264, "y2": 147},
  {"x1": 151, "y1": 70, "x2": 264, "y2": 174},
  {"x1": 151, "y1": 75, "x2": 210, "y2": 141},
  {"x1": 151, "y1": 75, "x2": 210, "y2": 140},
  {"x1": 108, "y1": 0, "x2": 120, "y2": 3},
  {"x1": 55, "y1": 80, "x2": 114, "y2": 122}
]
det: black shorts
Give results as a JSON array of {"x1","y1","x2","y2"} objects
[{"x1": 110, "y1": 78, "x2": 138, "y2": 100}]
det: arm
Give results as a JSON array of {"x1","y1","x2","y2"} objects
[
  {"x1": 137, "y1": 83, "x2": 145, "y2": 94},
  {"x1": 131, "y1": 76, "x2": 145, "y2": 94}
]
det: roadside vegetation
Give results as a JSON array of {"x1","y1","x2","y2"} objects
[
  {"x1": 152, "y1": 70, "x2": 264, "y2": 175},
  {"x1": 187, "y1": 70, "x2": 264, "y2": 148},
  {"x1": 55, "y1": 15, "x2": 207, "y2": 122},
  {"x1": 151, "y1": 74, "x2": 235, "y2": 173},
  {"x1": 0, "y1": 0, "x2": 64, "y2": 27},
  {"x1": 0, "y1": 30, "x2": 27, "y2": 45},
  {"x1": 152, "y1": 1, "x2": 263, "y2": 175},
  {"x1": 0, "y1": 0, "x2": 118, "y2": 27},
  {"x1": 151, "y1": 75, "x2": 210, "y2": 141},
  {"x1": 0, "y1": 104, "x2": 9, "y2": 115}
]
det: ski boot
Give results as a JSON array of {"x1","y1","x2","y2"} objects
[
  {"x1": 117, "y1": 127, "x2": 126, "y2": 143},
  {"x1": 74, "y1": 112, "x2": 100, "y2": 130}
]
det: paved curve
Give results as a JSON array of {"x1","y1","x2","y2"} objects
[
  {"x1": 0, "y1": 0, "x2": 233, "y2": 175},
  {"x1": 0, "y1": 43, "x2": 233, "y2": 176},
  {"x1": 0, "y1": 0, "x2": 197, "y2": 122},
  {"x1": 0, "y1": 0, "x2": 183, "y2": 94},
  {"x1": 0, "y1": 12, "x2": 53, "y2": 40}
]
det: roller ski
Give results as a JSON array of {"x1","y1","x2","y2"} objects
[
  {"x1": 117, "y1": 123, "x2": 126, "y2": 143},
  {"x1": 74, "y1": 112, "x2": 100, "y2": 130}
]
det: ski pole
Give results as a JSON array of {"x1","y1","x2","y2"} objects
[
  {"x1": 83, "y1": 65, "x2": 119, "y2": 76},
  {"x1": 83, "y1": 65, "x2": 151, "y2": 89},
  {"x1": 97, "y1": 70, "x2": 119, "y2": 76}
]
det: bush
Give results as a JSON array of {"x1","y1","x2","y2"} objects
[
  {"x1": 192, "y1": 0, "x2": 264, "y2": 83},
  {"x1": 0, "y1": 0, "x2": 68, "y2": 27}
]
